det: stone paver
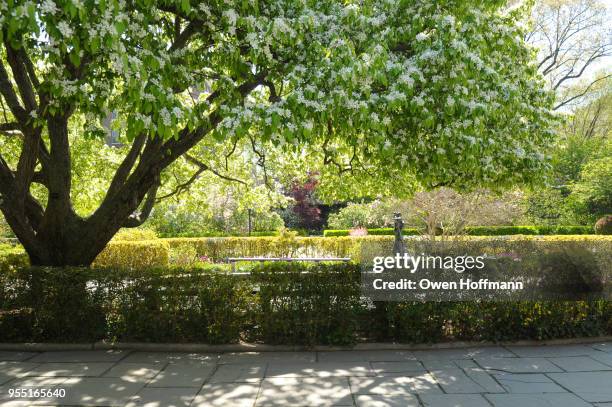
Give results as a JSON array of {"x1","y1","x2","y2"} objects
[
  {"x1": 349, "y1": 374, "x2": 442, "y2": 395},
  {"x1": 0, "y1": 352, "x2": 36, "y2": 362},
  {"x1": 102, "y1": 363, "x2": 163, "y2": 382},
  {"x1": 413, "y1": 346, "x2": 515, "y2": 360},
  {"x1": 420, "y1": 359, "x2": 464, "y2": 370},
  {"x1": 0, "y1": 344, "x2": 611, "y2": 405},
  {"x1": 317, "y1": 350, "x2": 416, "y2": 363},
  {"x1": 147, "y1": 363, "x2": 215, "y2": 387},
  {"x1": 420, "y1": 394, "x2": 491, "y2": 407},
  {"x1": 587, "y1": 351, "x2": 612, "y2": 368},
  {"x1": 207, "y1": 363, "x2": 266, "y2": 383},
  {"x1": 0, "y1": 362, "x2": 40, "y2": 385},
  {"x1": 549, "y1": 356, "x2": 612, "y2": 372},
  {"x1": 24, "y1": 362, "x2": 115, "y2": 377},
  {"x1": 266, "y1": 362, "x2": 373, "y2": 377},
  {"x1": 590, "y1": 342, "x2": 612, "y2": 353},
  {"x1": 354, "y1": 394, "x2": 420, "y2": 407},
  {"x1": 59, "y1": 377, "x2": 146, "y2": 406},
  {"x1": 548, "y1": 371, "x2": 612, "y2": 403},
  {"x1": 219, "y1": 351, "x2": 315, "y2": 364},
  {"x1": 125, "y1": 387, "x2": 198, "y2": 407},
  {"x1": 494, "y1": 373, "x2": 568, "y2": 393},
  {"x1": 28, "y1": 350, "x2": 129, "y2": 363},
  {"x1": 461, "y1": 367, "x2": 505, "y2": 392},
  {"x1": 258, "y1": 377, "x2": 353, "y2": 406},
  {"x1": 507, "y1": 345, "x2": 600, "y2": 358},
  {"x1": 191, "y1": 382, "x2": 260, "y2": 407},
  {"x1": 120, "y1": 352, "x2": 218, "y2": 365},
  {"x1": 475, "y1": 357, "x2": 564, "y2": 373},
  {"x1": 429, "y1": 368, "x2": 492, "y2": 393},
  {"x1": 485, "y1": 393, "x2": 592, "y2": 407},
  {"x1": 370, "y1": 361, "x2": 426, "y2": 375}
]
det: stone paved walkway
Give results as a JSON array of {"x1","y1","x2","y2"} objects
[{"x1": 1, "y1": 342, "x2": 611, "y2": 406}]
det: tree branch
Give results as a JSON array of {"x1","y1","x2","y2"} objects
[
  {"x1": 169, "y1": 20, "x2": 203, "y2": 52},
  {"x1": 4, "y1": 41, "x2": 38, "y2": 112},
  {"x1": 0, "y1": 59, "x2": 27, "y2": 123},
  {"x1": 105, "y1": 133, "x2": 147, "y2": 198},
  {"x1": 0, "y1": 122, "x2": 20, "y2": 132},
  {"x1": 122, "y1": 177, "x2": 160, "y2": 227},
  {"x1": 554, "y1": 74, "x2": 612, "y2": 110}
]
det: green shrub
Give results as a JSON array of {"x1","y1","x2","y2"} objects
[
  {"x1": 323, "y1": 229, "x2": 349, "y2": 237},
  {"x1": 595, "y1": 215, "x2": 612, "y2": 235},
  {"x1": 111, "y1": 228, "x2": 159, "y2": 241},
  {"x1": 251, "y1": 262, "x2": 362, "y2": 345},
  {"x1": 158, "y1": 230, "x2": 279, "y2": 238},
  {"x1": 465, "y1": 226, "x2": 540, "y2": 235},
  {"x1": 0, "y1": 244, "x2": 28, "y2": 272},
  {"x1": 93, "y1": 240, "x2": 169, "y2": 268},
  {"x1": 324, "y1": 225, "x2": 594, "y2": 237},
  {"x1": 164, "y1": 236, "x2": 365, "y2": 261},
  {"x1": 546, "y1": 225, "x2": 593, "y2": 235},
  {"x1": 1, "y1": 261, "x2": 610, "y2": 344},
  {"x1": 0, "y1": 267, "x2": 250, "y2": 343}
]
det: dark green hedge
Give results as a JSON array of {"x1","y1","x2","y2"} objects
[
  {"x1": 1, "y1": 264, "x2": 610, "y2": 345},
  {"x1": 324, "y1": 225, "x2": 594, "y2": 237}
]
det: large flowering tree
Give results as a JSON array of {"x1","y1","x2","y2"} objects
[{"x1": 0, "y1": 0, "x2": 556, "y2": 265}]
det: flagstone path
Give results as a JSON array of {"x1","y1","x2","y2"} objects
[{"x1": 1, "y1": 342, "x2": 611, "y2": 406}]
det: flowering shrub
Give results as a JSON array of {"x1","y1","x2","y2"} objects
[{"x1": 348, "y1": 227, "x2": 368, "y2": 236}]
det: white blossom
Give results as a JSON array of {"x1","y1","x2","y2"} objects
[
  {"x1": 416, "y1": 31, "x2": 429, "y2": 41},
  {"x1": 57, "y1": 21, "x2": 73, "y2": 38},
  {"x1": 41, "y1": 0, "x2": 58, "y2": 14}
]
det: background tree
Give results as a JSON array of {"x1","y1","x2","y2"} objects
[
  {"x1": 0, "y1": 0, "x2": 556, "y2": 265},
  {"x1": 526, "y1": 0, "x2": 611, "y2": 110},
  {"x1": 282, "y1": 174, "x2": 322, "y2": 231},
  {"x1": 523, "y1": 77, "x2": 611, "y2": 224}
]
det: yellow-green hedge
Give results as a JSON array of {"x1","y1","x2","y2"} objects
[
  {"x1": 93, "y1": 239, "x2": 169, "y2": 268},
  {"x1": 3, "y1": 235, "x2": 611, "y2": 269},
  {"x1": 163, "y1": 235, "x2": 612, "y2": 261},
  {"x1": 163, "y1": 236, "x2": 369, "y2": 261},
  {"x1": 111, "y1": 228, "x2": 159, "y2": 241}
]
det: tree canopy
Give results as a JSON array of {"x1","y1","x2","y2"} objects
[{"x1": 0, "y1": 0, "x2": 557, "y2": 265}]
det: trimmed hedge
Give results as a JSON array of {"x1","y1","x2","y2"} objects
[
  {"x1": 323, "y1": 225, "x2": 594, "y2": 237},
  {"x1": 0, "y1": 262, "x2": 610, "y2": 345},
  {"x1": 466, "y1": 225, "x2": 593, "y2": 235},
  {"x1": 158, "y1": 231, "x2": 279, "y2": 238},
  {"x1": 0, "y1": 244, "x2": 28, "y2": 272},
  {"x1": 4, "y1": 235, "x2": 611, "y2": 269},
  {"x1": 164, "y1": 236, "x2": 363, "y2": 262},
  {"x1": 93, "y1": 240, "x2": 169, "y2": 268},
  {"x1": 166, "y1": 235, "x2": 612, "y2": 263},
  {"x1": 0, "y1": 240, "x2": 170, "y2": 270}
]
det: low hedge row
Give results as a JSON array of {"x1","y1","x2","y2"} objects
[
  {"x1": 0, "y1": 241, "x2": 170, "y2": 270},
  {"x1": 3, "y1": 235, "x2": 611, "y2": 268},
  {"x1": 158, "y1": 231, "x2": 279, "y2": 238},
  {"x1": 323, "y1": 225, "x2": 595, "y2": 237},
  {"x1": 93, "y1": 240, "x2": 169, "y2": 269},
  {"x1": 1, "y1": 263, "x2": 610, "y2": 344}
]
